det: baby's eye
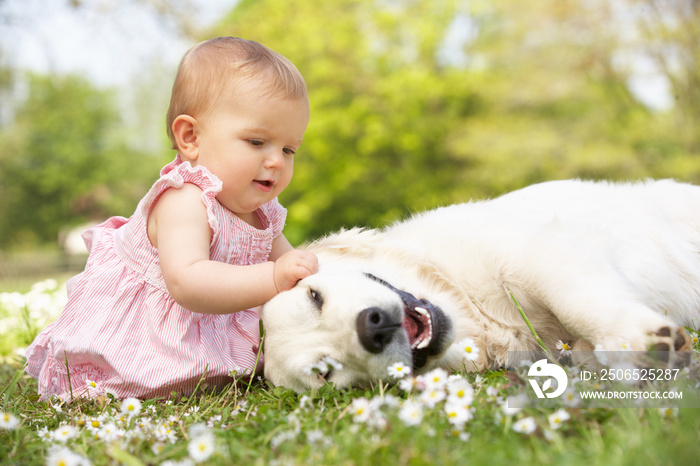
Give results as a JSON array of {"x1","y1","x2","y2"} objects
[
  {"x1": 283, "y1": 147, "x2": 296, "y2": 156},
  {"x1": 248, "y1": 139, "x2": 264, "y2": 147}
]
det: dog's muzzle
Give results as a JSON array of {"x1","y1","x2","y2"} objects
[{"x1": 362, "y1": 273, "x2": 452, "y2": 369}]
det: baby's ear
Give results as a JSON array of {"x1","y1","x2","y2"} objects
[{"x1": 171, "y1": 115, "x2": 200, "y2": 162}]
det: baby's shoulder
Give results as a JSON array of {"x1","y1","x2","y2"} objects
[
  {"x1": 147, "y1": 183, "x2": 209, "y2": 246},
  {"x1": 153, "y1": 183, "x2": 204, "y2": 214}
]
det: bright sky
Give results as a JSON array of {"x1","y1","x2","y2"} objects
[{"x1": 0, "y1": 0, "x2": 235, "y2": 87}]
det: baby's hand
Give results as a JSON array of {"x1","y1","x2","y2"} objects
[{"x1": 273, "y1": 250, "x2": 319, "y2": 292}]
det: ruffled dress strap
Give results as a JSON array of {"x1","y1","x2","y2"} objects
[
  {"x1": 140, "y1": 155, "x2": 224, "y2": 244},
  {"x1": 260, "y1": 198, "x2": 287, "y2": 239}
]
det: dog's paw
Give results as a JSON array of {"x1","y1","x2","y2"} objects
[
  {"x1": 591, "y1": 322, "x2": 692, "y2": 369},
  {"x1": 593, "y1": 318, "x2": 690, "y2": 354},
  {"x1": 648, "y1": 325, "x2": 691, "y2": 352}
]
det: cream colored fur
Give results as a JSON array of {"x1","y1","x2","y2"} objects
[{"x1": 262, "y1": 179, "x2": 700, "y2": 393}]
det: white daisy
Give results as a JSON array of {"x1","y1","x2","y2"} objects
[
  {"x1": 320, "y1": 356, "x2": 343, "y2": 371},
  {"x1": 548, "y1": 409, "x2": 570, "y2": 430},
  {"x1": 423, "y1": 368, "x2": 449, "y2": 390},
  {"x1": 501, "y1": 394, "x2": 528, "y2": 416},
  {"x1": 120, "y1": 397, "x2": 142, "y2": 418},
  {"x1": 188, "y1": 423, "x2": 210, "y2": 439},
  {"x1": 512, "y1": 417, "x2": 537, "y2": 434},
  {"x1": 501, "y1": 403, "x2": 521, "y2": 417},
  {"x1": 447, "y1": 379, "x2": 474, "y2": 404},
  {"x1": 350, "y1": 398, "x2": 372, "y2": 423},
  {"x1": 97, "y1": 422, "x2": 123, "y2": 442},
  {"x1": 659, "y1": 407, "x2": 678, "y2": 419},
  {"x1": 45, "y1": 446, "x2": 89, "y2": 466},
  {"x1": 562, "y1": 387, "x2": 581, "y2": 407},
  {"x1": 37, "y1": 426, "x2": 53, "y2": 442},
  {"x1": 231, "y1": 400, "x2": 248, "y2": 416},
  {"x1": 398, "y1": 400, "x2": 424, "y2": 426},
  {"x1": 555, "y1": 340, "x2": 573, "y2": 356},
  {"x1": 420, "y1": 388, "x2": 446, "y2": 408},
  {"x1": 444, "y1": 402, "x2": 472, "y2": 426},
  {"x1": 0, "y1": 412, "x2": 19, "y2": 430},
  {"x1": 450, "y1": 429, "x2": 471, "y2": 442},
  {"x1": 83, "y1": 379, "x2": 104, "y2": 397},
  {"x1": 398, "y1": 376, "x2": 418, "y2": 392},
  {"x1": 151, "y1": 442, "x2": 165, "y2": 455},
  {"x1": 52, "y1": 424, "x2": 79, "y2": 443},
  {"x1": 387, "y1": 362, "x2": 411, "y2": 379},
  {"x1": 187, "y1": 431, "x2": 216, "y2": 463},
  {"x1": 155, "y1": 423, "x2": 178, "y2": 444},
  {"x1": 458, "y1": 337, "x2": 481, "y2": 362},
  {"x1": 188, "y1": 406, "x2": 200, "y2": 415}
]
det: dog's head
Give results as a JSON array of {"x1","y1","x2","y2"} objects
[{"x1": 261, "y1": 270, "x2": 455, "y2": 393}]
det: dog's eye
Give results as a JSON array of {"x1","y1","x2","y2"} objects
[{"x1": 309, "y1": 288, "x2": 323, "y2": 308}]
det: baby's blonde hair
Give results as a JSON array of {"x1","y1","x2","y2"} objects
[{"x1": 166, "y1": 37, "x2": 308, "y2": 149}]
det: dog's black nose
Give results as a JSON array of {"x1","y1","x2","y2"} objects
[{"x1": 356, "y1": 307, "x2": 401, "y2": 353}]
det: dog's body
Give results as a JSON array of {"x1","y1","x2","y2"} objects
[{"x1": 262, "y1": 179, "x2": 700, "y2": 392}]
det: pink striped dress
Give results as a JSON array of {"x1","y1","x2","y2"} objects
[{"x1": 25, "y1": 156, "x2": 286, "y2": 400}]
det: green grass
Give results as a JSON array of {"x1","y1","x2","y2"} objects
[
  {"x1": 1, "y1": 280, "x2": 699, "y2": 465},
  {"x1": 1, "y1": 362, "x2": 698, "y2": 465}
]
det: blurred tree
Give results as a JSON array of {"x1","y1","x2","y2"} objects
[
  {"x1": 215, "y1": 0, "x2": 483, "y2": 242},
  {"x1": 0, "y1": 74, "x2": 157, "y2": 248},
  {"x1": 626, "y1": 0, "x2": 700, "y2": 151},
  {"x1": 461, "y1": 0, "x2": 700, "y2": 185},
  {"x1": 212, "y1": 0, "x2": 700, "y2": 244}
]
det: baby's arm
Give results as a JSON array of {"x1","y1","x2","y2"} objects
[{"x1": 149, "y1": 183, "x2": 315, "y2": 314}]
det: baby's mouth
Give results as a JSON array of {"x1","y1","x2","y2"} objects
[{"x1": 254, "y1": 180, "x2": 274, "y2": 190}]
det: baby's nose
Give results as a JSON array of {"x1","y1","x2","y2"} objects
[{"x1": 264, "y1": 151, "x2": 286, "y2": 169}]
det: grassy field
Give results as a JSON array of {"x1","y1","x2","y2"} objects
[{"x1": 1, "y1": 280, "x2": 698, "y2": 465}]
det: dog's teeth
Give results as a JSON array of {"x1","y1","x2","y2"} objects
[
  {"x1": 414, "y1": 307, "x2": 428, "y2": 316},
  {"x1": 416, "y1": 338, "x2": 430, "y2": 349}
]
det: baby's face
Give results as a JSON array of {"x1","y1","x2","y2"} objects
[{"x1": 194, "y1": 87, "x2": 310, "y2": 218}]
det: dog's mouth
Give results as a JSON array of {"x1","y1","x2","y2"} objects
[
  {"x1": 401, "y1": 294, "x2": 448, "y2": 369},
  {"x1": 366, "y1": 273, "x2": 451, "y2": 370},
  {"x1": 403, "y1": 305, "x2": 432, "y2": 351}
]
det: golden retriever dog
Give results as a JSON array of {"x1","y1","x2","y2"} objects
[{"x1": 261, "y1": 179, "x2": 698, "y2": 393}]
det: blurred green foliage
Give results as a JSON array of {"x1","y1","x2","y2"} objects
[
  {"x1": 1, "y1": 0, "x2": 699, "y2": 249},
  {"x1": 0, "y1": 75, "x2": 165, "y2": 248},
  {"x1": 216, "y1": 0, "x2": 700, "y2": 243}
]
